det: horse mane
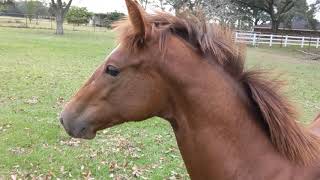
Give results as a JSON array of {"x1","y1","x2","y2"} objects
[{"x1": 116, "y1": 12, "x2": 320, "y2": 165}]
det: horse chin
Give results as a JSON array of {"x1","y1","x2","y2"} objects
[
  {"x1": 77, "y1": 120, "x2": 122, "y2": 139},
  {"x1": 67, "y1": 128, "x2": 97, "y2": 140},
  {"x1": 80, "y1": 131, "x2": 96, "y2": 140}
]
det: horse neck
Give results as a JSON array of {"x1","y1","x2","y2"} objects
[{"x1": 157, "y1": 39, "x2": 291, "y2": 179}]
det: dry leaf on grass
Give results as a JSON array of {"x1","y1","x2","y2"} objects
[{"x1": 24, "y1": 96, "x2": 39, "y2": 105}]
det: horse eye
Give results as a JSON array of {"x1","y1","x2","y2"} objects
[{"x1": 105, "y1": 65, "x2": 120, "y2": 77}]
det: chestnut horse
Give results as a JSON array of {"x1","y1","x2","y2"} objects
[{"x1": 60, "y1": 0, "x2": 320, "y2": 179}]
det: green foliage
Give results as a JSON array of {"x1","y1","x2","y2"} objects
[
  {"x1": 139, "y1": 0, "x2": 149, "y2": 9},
  {"x1": 26, "y1": 0, "x2": 37, "y2": 22},
  {"x1": 280, "y1": 0, "x2": 319, "y2": 31},
  {"x1": 157, "y1": 0, "x2": 318, "y2": 32},
  {"x1": 0, "y1": 5, "x2": 4, "y2": 12},
  {"x1": 282, "y1": 0, "x2": 308, "y2": 28},
  {"x1": 0, "y1": 0, "x2": 16, "y2": 13},
  {"x1": 0, "y1": 0, "x2": 49, "y2": 17},
  {"x1": 306, "y1": 2, "x2": 320, "y2": 30},
  {"x1": 16, "y1": 1, "x2": 49, "y2": 16},
  {"x1": 232, "y1": 0, "x2": 295, "y2": 32},
  {"x1": 101, "y1": 12, "x2": 125, "y2": 28},
  {"x1": 66, "y1": 7, "x2": 92, "y2": 25}
]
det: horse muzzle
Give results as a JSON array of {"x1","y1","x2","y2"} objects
[{"x1": 59, "y1": 110, "x2": 96, "y2": 140}]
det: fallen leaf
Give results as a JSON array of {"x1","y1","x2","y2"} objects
[{"x1": 24, "y1": 96, "x2": 39, "y2": 105}]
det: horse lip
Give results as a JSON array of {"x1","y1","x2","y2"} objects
[
  {"x1": 61, "y1": 123, "x2": 73, "y2": 137},
  {"x1": 61, "y1": 123, "x2": 96, "y2": 140},
  {"x1": 76, "y1": 127, "x2": 97, "y2": 140},
  {"x1": 69, "y1": 130, "x2": 96, "y2": 140},
  {"x1": 80, "y1": 132, "x2": 96, "y2": 140}
]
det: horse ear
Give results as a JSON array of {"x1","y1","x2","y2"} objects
[{"x1": 125, "y1": 0, "x2": 147, "y2": 37}]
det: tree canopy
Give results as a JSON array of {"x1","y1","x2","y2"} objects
[
  {"x1": 102, "y1": 12, "x2": 125, "y2": 28},
  {"x1": 66, "y1": 7, "x2": 92, "y2": 25},
  {"x1": 151, "y1": 0, "x2": 319, "y2": 32}
]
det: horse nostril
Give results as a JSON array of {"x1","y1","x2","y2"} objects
[{"x1": 80, "y1": 127, "x2": 86, "y2": 133}]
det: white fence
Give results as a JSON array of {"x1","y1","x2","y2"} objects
[{"x1": 235, "y1": 32, "x2": 320, "y2": 48}]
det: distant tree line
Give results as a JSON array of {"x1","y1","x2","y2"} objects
[
  {"x1": 100, "y1": 12, "x2": 125, "y2": 28},
  {"x1": 141, "y1": 0, "x2": 320, "y2": 33},
  {"x1": 1, "y1": 0, "x2": 319, "y2": 34},
  {"x1": 0, "y1": 0, "x2": 125, "y2": 34},
  {"x1": 1, "y1": 0, "x2": 46, "y2": 17},
  {"x1": 65, "y1": 8, "x2": 125, "y2": 28}
]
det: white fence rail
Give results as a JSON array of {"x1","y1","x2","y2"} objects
[{"x1": 235, "y1": 32, "x2": 320, "y2": 48}]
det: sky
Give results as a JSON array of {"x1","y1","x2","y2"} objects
[
  {"x1": 73, "y1": 0, "x2": 127, "y2": 13},
  {"x1": 71, "y1": 0, "x2": 320, "y2": 19}
]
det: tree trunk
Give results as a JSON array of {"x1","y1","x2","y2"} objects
[
  {"x1": 254, "y1": 18, "x2": 259, "y2": 26},
  {"x1": 144, "y1": 0, "x2": 148, "y2": 9},
  {"x1": 56, "y1": 13, "x2": 64, "y2": 35},
  {"x1": 159, "y1": 0, "x2": 165, "y2": 11},
  {"x1": 51, "y1": 0, "x2": 73, "y2": 35},
  {"x1": 271, "y1": 19, "x2": 279, "y2": 34}
]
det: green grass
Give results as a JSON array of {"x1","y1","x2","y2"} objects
[
  {"x1": 0, "y1": 27, "x2": 319, "y2": 179},
  {"x1": 246, "y1": 47, "x2": 320, "y2": 123}
]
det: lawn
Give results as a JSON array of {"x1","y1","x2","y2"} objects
[{"x1": 0, "y1": 27, "x2": 319, "y2": 179}]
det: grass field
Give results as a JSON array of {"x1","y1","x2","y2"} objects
[{"x1": 0, "y1": 27, "x2": 319, "y2": 179}]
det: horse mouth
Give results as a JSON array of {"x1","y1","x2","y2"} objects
[
  {"x1": 77, "y1": 130, "x2": 96, "y2": 140},
  {"x1": 71, "y1": 130, "x2": 96, "y2": 140},
  {"x1": 63, "y1": 125, "x2": 97, "y2": 140},
  {"x1": 60, "y1": 116, "x2": 119, "y2": 140}
]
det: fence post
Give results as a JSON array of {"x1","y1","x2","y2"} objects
[
  {"x1": 235, "y1": 32, "x2": 238, "y2": 43},
  {"x1": 50, "y1": 16, "x2": 53, "y2": 29},
  {"x1": 301, "y1": 37, "x2": 305, "y2": 48},
  {"x1": 25, "y1": 15, "x2": 28, "y2": 28},
  {"x1": 284, "y1": 35, "x2": 288, "y2": 47},
  {"x1": 252, "y1": 33, "x2": 257, "y2": 46},
  {"x1": 269, "y1": 34, "x2": 273, "y2": 47},
  {"x1": 93, "y1": 19, "x2": 96, "y2": 32},
  {"x1": 317, "y1": 38, "x2": 319, "y2": 49}
]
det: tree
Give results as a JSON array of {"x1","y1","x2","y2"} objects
[
  {"x1": 281, "y1": 0, "x2": 308, "y2": 28},
  {"x1": 139, "y1": 0, "x2": 150, "y2": 9},
  {"x1": 66, "y1": 7, "x2": 91, "y2": 26},
  {"x1": 0, "y1": 0, "x2": 10, "y2": 12},
  {"x1": 153, "y1": 0, "x2": 272, "y2": 30},
  {"x1": 280, "y1": 0, "x2": 319, "y2": 31},
  {"x1": 26, "y1": 0, "x2": 37, "y2": 23},
  {"x1": 306, "y1": 2, "x2": 320, "y2": 30},
  {"x1": 103, "y1": 11, "x2": 125, "y2": 28},
  {"x1": 233, "y1": 0, "x2": 295, "y2": 33},
  {"x1": 203, "y1": 0, "x2": 234, "y2": 23},
  {"x1": 50, "y1": 0, "x2": 73, "y2": 35},
  {"x1": 155, "y1": 0, "x2": 166, "y2": 10},
  {"x1": 152, "y1": 0, "x2": 203, "y2": 15},
  {"x1": 0, "y1": 0, "x2": 16, "y2": 13},
  {"x1": 201, "y1": 0, "x2": 266, "y2": 29},
  {"x1": 16, "y1": 1, "x2": 49, "y2": 17},
  {"x1": 161, "y1": 0, "x2": 189, "y2": 15}
]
